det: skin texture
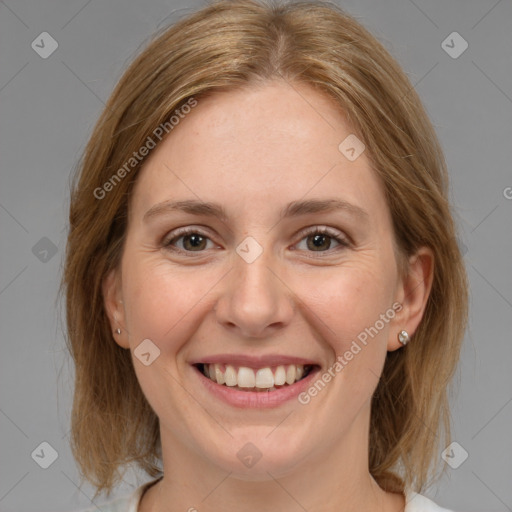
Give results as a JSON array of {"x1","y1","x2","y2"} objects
[{"x1": 103, "y1": 80, "x2": 433, "y2": 512}]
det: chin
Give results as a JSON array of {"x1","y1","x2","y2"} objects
[{"x1": 199, "y1": 430, "x2": 309, "y2": 480}]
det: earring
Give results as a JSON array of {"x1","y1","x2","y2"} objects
[
  {"x1": 115, "y1": 328, "x2": 121, "y2": 335},
  {"x1": 398, "y1": 330, "x2": 409, "y2": 346}
]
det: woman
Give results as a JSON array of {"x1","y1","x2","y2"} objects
[{"x1": 62, "y1": 1, "x2": 468, "y2": 511}]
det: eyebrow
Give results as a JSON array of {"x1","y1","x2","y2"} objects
[{"x1": 143, "y1": 198, "x2": 369, "y2": 223}]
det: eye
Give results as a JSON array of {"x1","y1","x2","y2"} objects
[
  {"x1": 163, "y1": 226, "x2": 350, "y2": 256},
  {"x1": 294, "y1": 227, "x2": 349, "y2": 254},
  {"x1": 163, "y1": 228, "x2": 216, "y2": 254}
]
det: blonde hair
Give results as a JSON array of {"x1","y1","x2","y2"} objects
[{"x1": 61, "y1": 0, "x2": 468, "y2": 499}]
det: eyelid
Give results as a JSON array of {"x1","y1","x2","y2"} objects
[
  {"x1": 163, "y1": 225, "x2": 214, "y2": 241},
  {"x1": 297, "y1": 225, "x2": 348, "y2": 242}
]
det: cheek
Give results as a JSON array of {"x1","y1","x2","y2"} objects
[
  {"x1": 120, "y1": 257, "x2": 213, "y2": 415},
  {"x1": 297, "y1": 265, "x2": 396, "y2": 411},
  {"x1": 121, "y1": 256, "x2": 216, "y2": 350},
  {"x1": 123, "y1": 254, "x2": 232, "y2": 371},
  {"x1": 298, "y1": 262, "x2": 395, "y2": 348},
  {"x1": 122, "y1": 240, "x2": 397, "y2": 359}
]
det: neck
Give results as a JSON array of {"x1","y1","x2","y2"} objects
[{"x1": 139, "y1": 414, "x2": 405, "y2": 512}]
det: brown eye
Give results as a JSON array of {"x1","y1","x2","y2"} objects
[
  {"x1": 164, "y1": 229, "x2": 214, "y2": 253},
  {"x1": 306, "y1": 233, "x2": 333, "y2": 251},
  {"x1": 180, "y1": 233, "x2": 208, "y2": 251},
  {"x1": 295, "y1": 228, "x2": 349, "y2": 253}
]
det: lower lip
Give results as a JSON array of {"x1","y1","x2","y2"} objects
[{"x1": 192, "y1": 365, "x2": 321, "y2": 408}]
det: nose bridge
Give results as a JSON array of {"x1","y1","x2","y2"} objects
[{"x1": 235, "y1": 246, "x2": 275, "y2": 300}]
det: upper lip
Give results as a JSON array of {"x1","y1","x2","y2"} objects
[{"x1": 189, "y1": 354, "x2": 320, "y2": 368}]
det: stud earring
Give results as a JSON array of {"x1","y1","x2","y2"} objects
[
  {"x1": 115, "y1": 328, "x2": 121, "y2": 335},
  {"x1": 398, "y1": 330, "x2": 409, "y2": 346}
]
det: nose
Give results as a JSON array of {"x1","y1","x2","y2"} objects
[{"x1": 213, "y1": 245, "x2": 295, "y2": 339}]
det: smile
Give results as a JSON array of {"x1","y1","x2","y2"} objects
[
  {"x1": 192, "y1": 360, "x2": 322, "y2": 408},
  {"x1": 197, "y1": 363, "x2": 313, "y2": 391}
]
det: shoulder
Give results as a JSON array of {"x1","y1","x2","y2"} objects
[
  {"x1": 73, "y1": 477, "x2": 162, "y2": 512},
  {"x1": 405, "y1": 490, "x2": 456, "y2": 512},
  {"x1": 74, "y1": 495, "x2": 132, "y2": 512},
  {"x1": 75, "y1": 493, "x2": 133, "y2": 512}
]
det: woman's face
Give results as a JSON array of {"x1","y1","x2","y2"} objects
[{"x1": 104, "y1": 80, "x2": 429, "y2": 479}]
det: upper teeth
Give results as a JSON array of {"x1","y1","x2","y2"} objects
[{"x1": 203, "y1": 363, "x2": 307, "y2": 388}]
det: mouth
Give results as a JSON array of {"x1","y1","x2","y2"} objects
[{"x1": 194, "y1": 362, "x2": 317, "y2": 392}]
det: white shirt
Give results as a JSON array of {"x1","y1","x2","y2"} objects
[{"x1": 77, "y1": 477, "x2": 456, "y2": 511}]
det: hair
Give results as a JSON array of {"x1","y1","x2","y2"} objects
[{"x1": 60, "y1": 0, "x2": 469, "y2": 500}]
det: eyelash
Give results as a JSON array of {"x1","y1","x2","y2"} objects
[{"x1": 162, "y1": 226, "x2": 350, "y2": 257}]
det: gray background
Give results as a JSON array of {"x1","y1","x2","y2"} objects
[{"x1": 0, "y1": 0, "x2": 511, "y2": 511}]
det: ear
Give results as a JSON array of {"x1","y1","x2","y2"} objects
[
  {"x1": 388, "y1": 246, "x2": 434, "y2": 351},
  {"x1": 102, "y1": 268, "x2": 129, "y2": 349}
]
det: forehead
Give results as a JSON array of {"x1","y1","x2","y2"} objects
[{"x1": 129, "y1": 80, "x2": 389, "y2": 226}]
